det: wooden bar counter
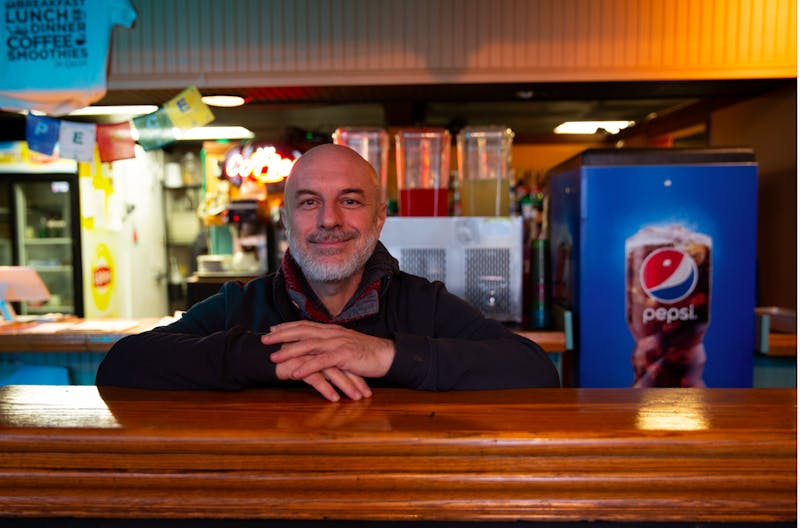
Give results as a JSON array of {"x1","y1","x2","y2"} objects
[
  {"x1": 0, "y1": 385, "x2": 795, "y2": 524},
  {"x1": 0, "y1": 318, "x2": 166, "y2": 353}
]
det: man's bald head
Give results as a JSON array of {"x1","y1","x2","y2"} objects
[
  {"x1": 285, "y1": 144, "x2": 382, "y2": 204},
  {"x1": 280, "y1": 143, "x2": 387, "y2": 284}
]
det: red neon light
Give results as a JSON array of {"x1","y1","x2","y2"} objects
[{"x1": 225, "y1": 146, "x2": 297, "y2": 184}]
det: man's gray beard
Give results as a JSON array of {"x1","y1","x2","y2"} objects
[{"x1": 287, "y1": 225, "x2": 380, "y2": 282}]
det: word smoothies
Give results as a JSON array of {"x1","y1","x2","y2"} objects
[{"x1": 626, "y1": 225, "x2": 711, "y2": 387}]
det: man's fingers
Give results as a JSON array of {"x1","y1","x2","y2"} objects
[
  {"x1": 274, "y1": 356, "x2": 307, "y2": 380},
  {"x1": 262, "y1": 321, "x2": 343, "y2": 346},
  {"x1": 268, "y1": 334, "x2": 345, "y2": 363},
  {"x1": 302, "y1": 372, "x2": 340, "y2": 402},
  {"x1": 320, "y1": 368, "x2": 369, "y2": 401},
  {"x1": 268, "y1": 339, "x2": 323, "y2": 363},
  {"x1": 288, "y1": 351, "x2": 342, "y2": 379},
  {"x1": 344, "y1": 370, "x2": 372, "y2": 398},
  {"x1": 301, "y1": 368, "x2": 371, "y2": 402}
]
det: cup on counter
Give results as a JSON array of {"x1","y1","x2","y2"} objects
[
  {"x1": 332, "y1": 127, "x2": 389, "y2": 204},
  {"x1": 394, "y1": 127, "x2": 450, "y2": 216},
  {"x1": 457, "y1": 126, "x2": 514, "y2": 216}
]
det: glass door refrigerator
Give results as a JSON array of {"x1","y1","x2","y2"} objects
[{"x1": 0, "y1": 171, "x2": 84, "y2": 317}]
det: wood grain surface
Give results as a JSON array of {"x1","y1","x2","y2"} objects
[{"x1": 0, "y1": 385, "x2": 795, "y2": 523}]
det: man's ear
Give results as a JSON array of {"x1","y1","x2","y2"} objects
[
  {"x1": 375, "y1": 201, "x2": 387, "y2": 232},
  {"x1": 279, "y1": 207, "x2": 288, "y2": 230}
]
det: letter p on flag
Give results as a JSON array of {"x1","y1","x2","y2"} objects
[{"x1": 25, "y1": 114, "x2": 60, "y2": 156}]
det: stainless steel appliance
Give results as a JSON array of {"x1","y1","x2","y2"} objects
[{"x1": 380, "y1": 216, "x2": 523, "y2": 323}]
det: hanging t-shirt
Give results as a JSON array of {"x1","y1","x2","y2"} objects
[{"x1": 0, "y1": 0, "x2": 137, "y2": 116}]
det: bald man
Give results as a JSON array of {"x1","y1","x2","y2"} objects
[{"x1": 97, "y1": 144, "x2": 559, "y2": 399}]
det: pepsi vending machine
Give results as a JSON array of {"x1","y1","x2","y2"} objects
[{"x1": 548, "y1": 148, "x2": 758, "y2": 387}]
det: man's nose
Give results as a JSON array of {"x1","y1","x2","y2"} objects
[{"x1": 319, "y1": 202, "x2": 343, "y2": 227}]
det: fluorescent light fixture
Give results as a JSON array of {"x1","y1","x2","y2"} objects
[
  {"x1": 201, "y1": 95, "x2": 246, "y2": 107},
  {"x1": 130, "y1": 126, "x2": 254, "y2": 142},
  {"x1": 67, "y1": 105, "x2": 159, "y2": 116},
  {"x1": 554, "y1": 120, "x2": 635, "y2": 135},
  {"x1": 176, "y1": 126, "x2": 255, "y2": 141}
]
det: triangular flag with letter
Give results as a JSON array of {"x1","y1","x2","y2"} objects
[
  {"x1": 25, "y1": 114, "x2": 60, "y2": 155},
  {"x1": 58, "y1": 121, "x2": 97, "y2": 162},
  {"x1": 163, "y1": 85, "x2": 215, "y2": 131},
  {"x1": 97, "y1": 122, "x2": 136, "y2": 162},
  {"x1": 133, "y1": 108, "x2": 176, "y2": 151}
]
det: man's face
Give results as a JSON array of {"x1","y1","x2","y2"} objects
[{"x1": 283, "y1": 146, "x2": 386, "y2": 283}]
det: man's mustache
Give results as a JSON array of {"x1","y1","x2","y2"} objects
[{"x1": 307, "y1": 229, "x2": 358, "y2": 243}]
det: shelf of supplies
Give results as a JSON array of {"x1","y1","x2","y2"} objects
[{"x1": 24, "y1": 237, "x2": 72, "y2": 245}]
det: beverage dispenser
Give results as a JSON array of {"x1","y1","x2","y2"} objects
[
  {"x1": 332, "y1": 127, "x2": 389, "y2": 204},
  {"x1": 456, "y1": 126, "x2": 514, "y2": 216},
  {"x1": 394, "y1": 128, "x2": 450, "y2": 216},
  {"x1": 226, "y1": 199, "x2": 268, "y2": 274}
]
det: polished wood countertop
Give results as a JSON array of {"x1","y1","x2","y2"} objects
[
  {"x1": 0, "y1": 386, "x2": 795, "y2": 523},
  {"x1": 0, "y1": 318, "x2": 167, "y2": 353}
]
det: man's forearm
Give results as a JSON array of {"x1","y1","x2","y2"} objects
[{"x1": 96, "y1": 328, "x2": 278, "y2": 390}]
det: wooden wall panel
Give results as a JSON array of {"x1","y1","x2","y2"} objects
[
  {"x1": 709, "y1": 85, "x2": 797, "y2": 308},
  {"x1": 108, "y1": 0, "x2": 797, "y2": 89}
]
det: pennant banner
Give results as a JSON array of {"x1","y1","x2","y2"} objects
[
  {"x1": 163, "y1": 86, "x2": 215, "y2": 130},
  {"x1": 25, "y1": 114, "x2": 60, "y2": 156},
  {"x1": 97, "y1": 122, "x2": 136, "y2": 162},
  {"x1": 21, "y1": 85, "x2": 217, "y2": 161},
  {"x1": 132, "y1": 108, "x2": 177, "y2": 152},
  {"x1": 58, "y1": 121, "x2": 97, "y2": 162}
]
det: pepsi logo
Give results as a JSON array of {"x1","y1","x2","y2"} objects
[{"x1": 640, "y1": 248, "x2": 698, "y2": 303}]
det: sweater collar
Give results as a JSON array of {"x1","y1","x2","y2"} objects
[{"x1": 280, "y1": 242, "x2": 398, "y2": 324}]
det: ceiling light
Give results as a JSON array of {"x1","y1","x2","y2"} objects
[
  {"x1": 175, "y1": 126, "x2": 255, "y2": 141},
  {"x1": 201, "y1": 95, "x2": 246, "y2": 107},
  {"x1": 67, "y1": 105, "x2": 159, "y2": 116},
  {"x1": 130, "y1": 126, "x2": 254, "y2": 142},
  {"x1": 554, "y1": 121, "x2": 635, "y2": 135}
]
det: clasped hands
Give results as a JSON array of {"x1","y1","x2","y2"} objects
[{"x1": 261, "y1": 320, "x2": 395, "y2": 402}]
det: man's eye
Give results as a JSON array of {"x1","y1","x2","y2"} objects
[
  {"x1": 342, "y1": 198, "x2": 361, "y2": 207},
  {"x1": 299, "y1": 199, "x2": 318, "y2": 208}
]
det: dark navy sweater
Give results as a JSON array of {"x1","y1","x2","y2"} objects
[{"x1": 96, "y1": 243, "x2": 560, "y2": 391}]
